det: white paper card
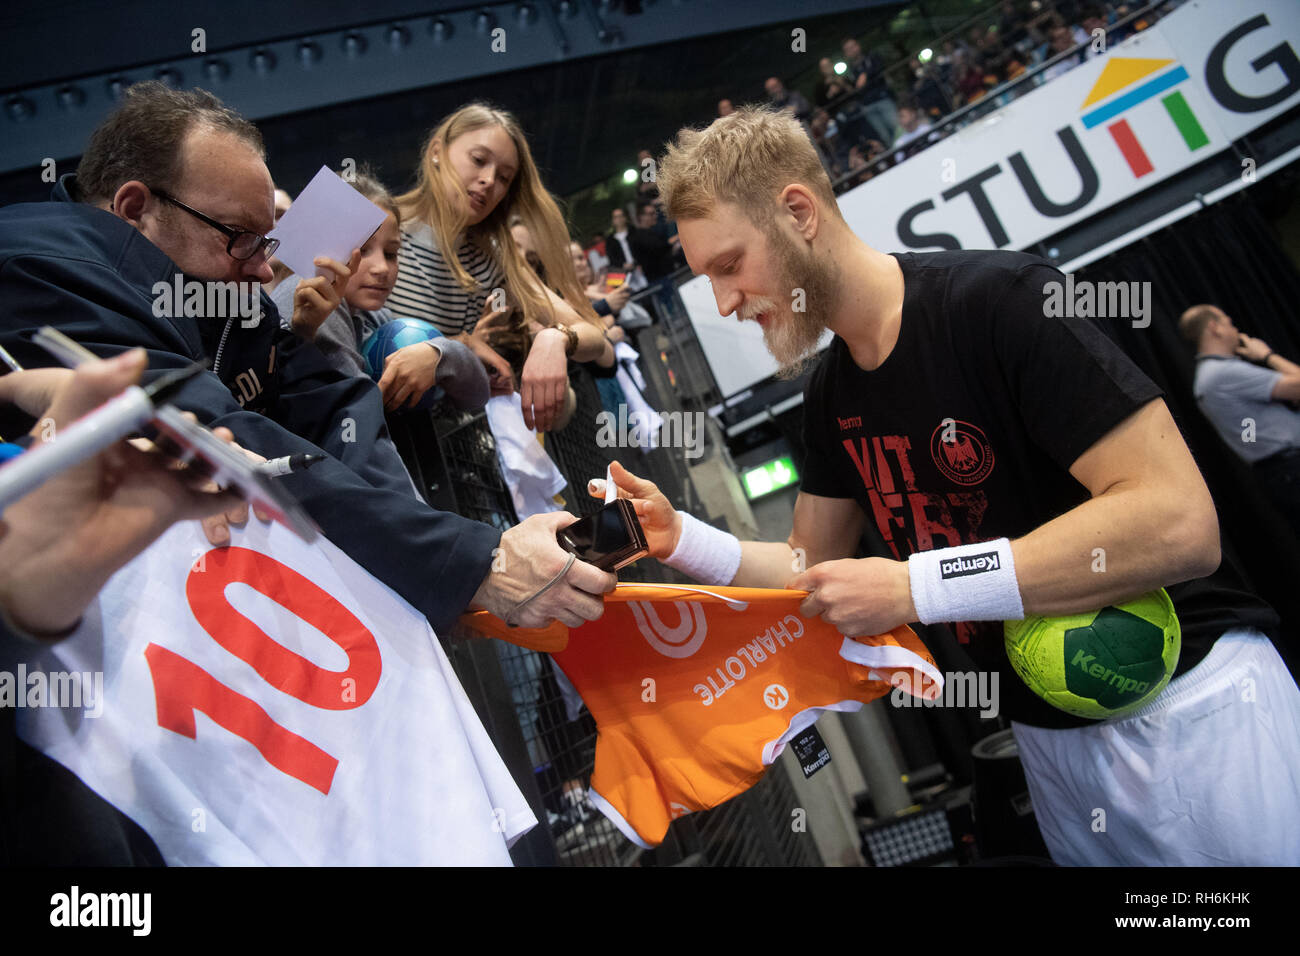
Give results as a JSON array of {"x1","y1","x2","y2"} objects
[{"x1": 269, "y1": 166, "x2": 388, "y2": 279}]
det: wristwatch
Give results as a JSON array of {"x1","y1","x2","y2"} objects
[{"x1": 553, "y1": 323, "x2": 579, "y2": 356}]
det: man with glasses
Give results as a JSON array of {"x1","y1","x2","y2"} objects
[
  {"x1": 149, "y1": 189, "x2": 281, "y2": 263},
  {"x1": 1, "y1": 78, "x2": 612, "y2": 626}
]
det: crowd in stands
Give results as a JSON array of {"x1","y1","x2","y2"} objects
[
  {"x1": 716, "y1": 0, "x2": 1165, "y2": 190},
  {"x1": 581, "y1": 1, "x2": 1167, "y2": 292}
]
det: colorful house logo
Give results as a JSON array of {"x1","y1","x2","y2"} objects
[{"x1": 1081, "y1": 57, "x2": 1211, "y2": 177}]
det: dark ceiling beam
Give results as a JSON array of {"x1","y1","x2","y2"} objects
[{"x1": 0, "y1": 0, "x2": 885, "y2": 175}]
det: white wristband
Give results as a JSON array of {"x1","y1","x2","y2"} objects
[
  {"x1": 907, "y1": 538, "x2": 1024, "y2": 625},
  {"x1": 665, "y1": 512, "x2": 742, "y2": 586}
]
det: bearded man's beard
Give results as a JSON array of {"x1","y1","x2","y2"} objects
[{"x1": 749, "y1": 227, "x2": 838, "y2": 379}]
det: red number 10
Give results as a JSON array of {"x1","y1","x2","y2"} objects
[{"x1": 144, "y1": 547, "x2": 383, "y2": 794}]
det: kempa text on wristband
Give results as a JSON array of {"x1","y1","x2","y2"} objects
[{"x1": 907, "y1": 538, "x2": 1024, "y2": 624}]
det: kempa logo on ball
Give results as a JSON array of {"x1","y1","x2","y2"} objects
[
  {"x1": 629, "y1": 600, "x2": 709, "y2": 659},
  {"x1": 940, "y1": 552, "x2": 1000, "y2": 579},
  {"x1": 1071, "y1": 649, "x2": 1151, "y2": 695}
]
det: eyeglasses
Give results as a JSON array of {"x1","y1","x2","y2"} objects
[{"x1": 151, "y1": 189, "x2": 281, "y2": 262}]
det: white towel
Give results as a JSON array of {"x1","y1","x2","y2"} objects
[
  {"x1": 485, "y1": 395, "x2": 567, "y2": 519},
  {"x1": 613, "y1": 342, "x2": 664, "y2": 449}
]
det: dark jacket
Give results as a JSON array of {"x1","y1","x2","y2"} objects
[
  {"x1": 0, "y1": 176, "x2": 500, "y2": 636},
  {"x1": 628, "y1": 226, "x2": 675, "y2": 281},
  {"x1": 605, "y1": 230, "x2": 634, "y2": 271}
]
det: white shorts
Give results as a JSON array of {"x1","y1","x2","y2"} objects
[{"x1": 1011, "y1": 629, "x2": 1300, "y2": 866}]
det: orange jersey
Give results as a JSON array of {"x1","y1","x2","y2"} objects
[{"x1": 463, "y1": 584, "x2": 941, "y2": 847}]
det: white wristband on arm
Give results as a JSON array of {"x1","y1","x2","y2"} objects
[
  {"x1": 907, "y1": 538, "x2": 1024, "y2": 625},
  {"x1": 664, "y1": 511, "x2": 742, "y2": 586}
]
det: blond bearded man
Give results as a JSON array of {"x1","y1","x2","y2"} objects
[{"x1": 593, "y1": 107, "x2": 1300, "y2": 866}]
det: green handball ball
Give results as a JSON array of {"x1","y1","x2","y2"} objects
[{"x1": 1004, "y1": 589, "x2": 1180, "y2": 720}]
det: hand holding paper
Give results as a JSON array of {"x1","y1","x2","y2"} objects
[{"x1": 268, "y1": 166, "x2": 388, "y2": 281}]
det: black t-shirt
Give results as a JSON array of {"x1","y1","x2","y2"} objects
[{"x1": 801, "y1": 250, "x2": 1279, "y2": 728}]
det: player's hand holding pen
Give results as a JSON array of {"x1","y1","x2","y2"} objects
[{"x1": 0, "y1": 349, "x2": 243, "y2": 640}]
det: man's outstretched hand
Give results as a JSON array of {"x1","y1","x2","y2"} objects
[{"x1": 470, "y1": 511, "x2": 617, "y2": 628}]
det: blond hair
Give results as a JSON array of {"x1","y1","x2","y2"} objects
[
  {"x1": 657, "y1": 106, "x2": 842, "y2": 230},
  {"x1": 395, "y1": 102, "x2": 598, "y2": 330}
]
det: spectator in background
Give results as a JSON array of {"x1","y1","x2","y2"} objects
[
  {"x1": 605, "y1": 207, "x2": 647, "y2": 292},
  {"x1": 571, "y1": 241, "x2": 629, "y2": 327},
  {"x1": 717, "y1": 98, "x2": 735, "y2": 117},
  {"x1": 845, "y1": 140, "x2": 886, "y2": 186},
  {"x1": 267, "y1": 186, "x2": 295, "y2": 290},
  {"x1": 565, "y1": 239, "x2": 629, "y2": 418},
  {"x1": 975, "y1": 24, "x2": 1004, "y2": 62},
  {"x1": 814, "y1": 57, "x2": 852, "y2": 108},
  {"x1": 510, "y1": 216, "x2": 545, "y2": 279},
  {"x1": 570, "y1": 240, "x2": 653, "y2": 332},
  {"x1": 764, "y1": 77, "x2": 813, "y2": 127},
  {"x1": 504, "y1": 217, "x2": 615, "y2": 432},
  {"x1": 629, "y1": 201, "x2": 677, "y2": 282},
  {"x1": 568, "y1": 240, "x2": 662, "y2": 445},
  {"x1": 908, "y1": 56, "x2": 952, "y2": 118},
  {"x1": 273, "y1": 188, "x2": 292, "y2": 221},
  {"x1": 997, "y1": 0, "x2": 1029, "y2": 51},
  {"x1": 841, "y1": 36, "x2": 901, "y2": 150},
  {"x1": 386, "y1": 102, "x2": 611, "y2": 432},
  {"x1": 586, "y1": 233, "x2": 609, "y2": 277},
  {"x1": 892, "y1": 104, "x2": 935, "y2": 159},
  {"x1": 1105, "y1": 4, "x2": 1143, "y2": 45},
  {"x1": 1039, "y1": 23, "x2": 1084, "y2": 82},
  {"x1": 809, "y1": 108, "x2": 848, "y2": 176},
  {"x1": 1002, "y1": 50, "x2": 1028, "y2": 82},
  {"x1": 846, "y1": 144, "x2": 870, "y2": 185},
  {"x1": 1180, "y1": 304, "x2": 1300, "y2": 538},
  {"x1": 934, "y1": 40, "x2": 964, "y2": 88},
  {"x1": 956, "y1": 57, "x2": 987, "y2": 104}
]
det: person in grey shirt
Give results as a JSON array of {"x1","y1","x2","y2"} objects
[
  {"x1": 1180, "y1": 303, "x2": 1300, "y2": 537},
  {"x1": 274, "y1": 278, "x2": 489, "y2": 411},
  {"x1": 273, "y1": 168, "x2": 490, "y2": 413}
]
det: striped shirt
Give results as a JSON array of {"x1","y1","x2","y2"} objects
[{"x1": 387, "y1": 222, "x2": 506, "y2": 336}]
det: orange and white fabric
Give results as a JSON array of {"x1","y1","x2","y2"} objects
[
  {"x1": 464, "y1": 583, "x2": 941, "y2": 847},
  {"x1": 8, "y1": 520, "x2": 536, "y2": 865}
]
